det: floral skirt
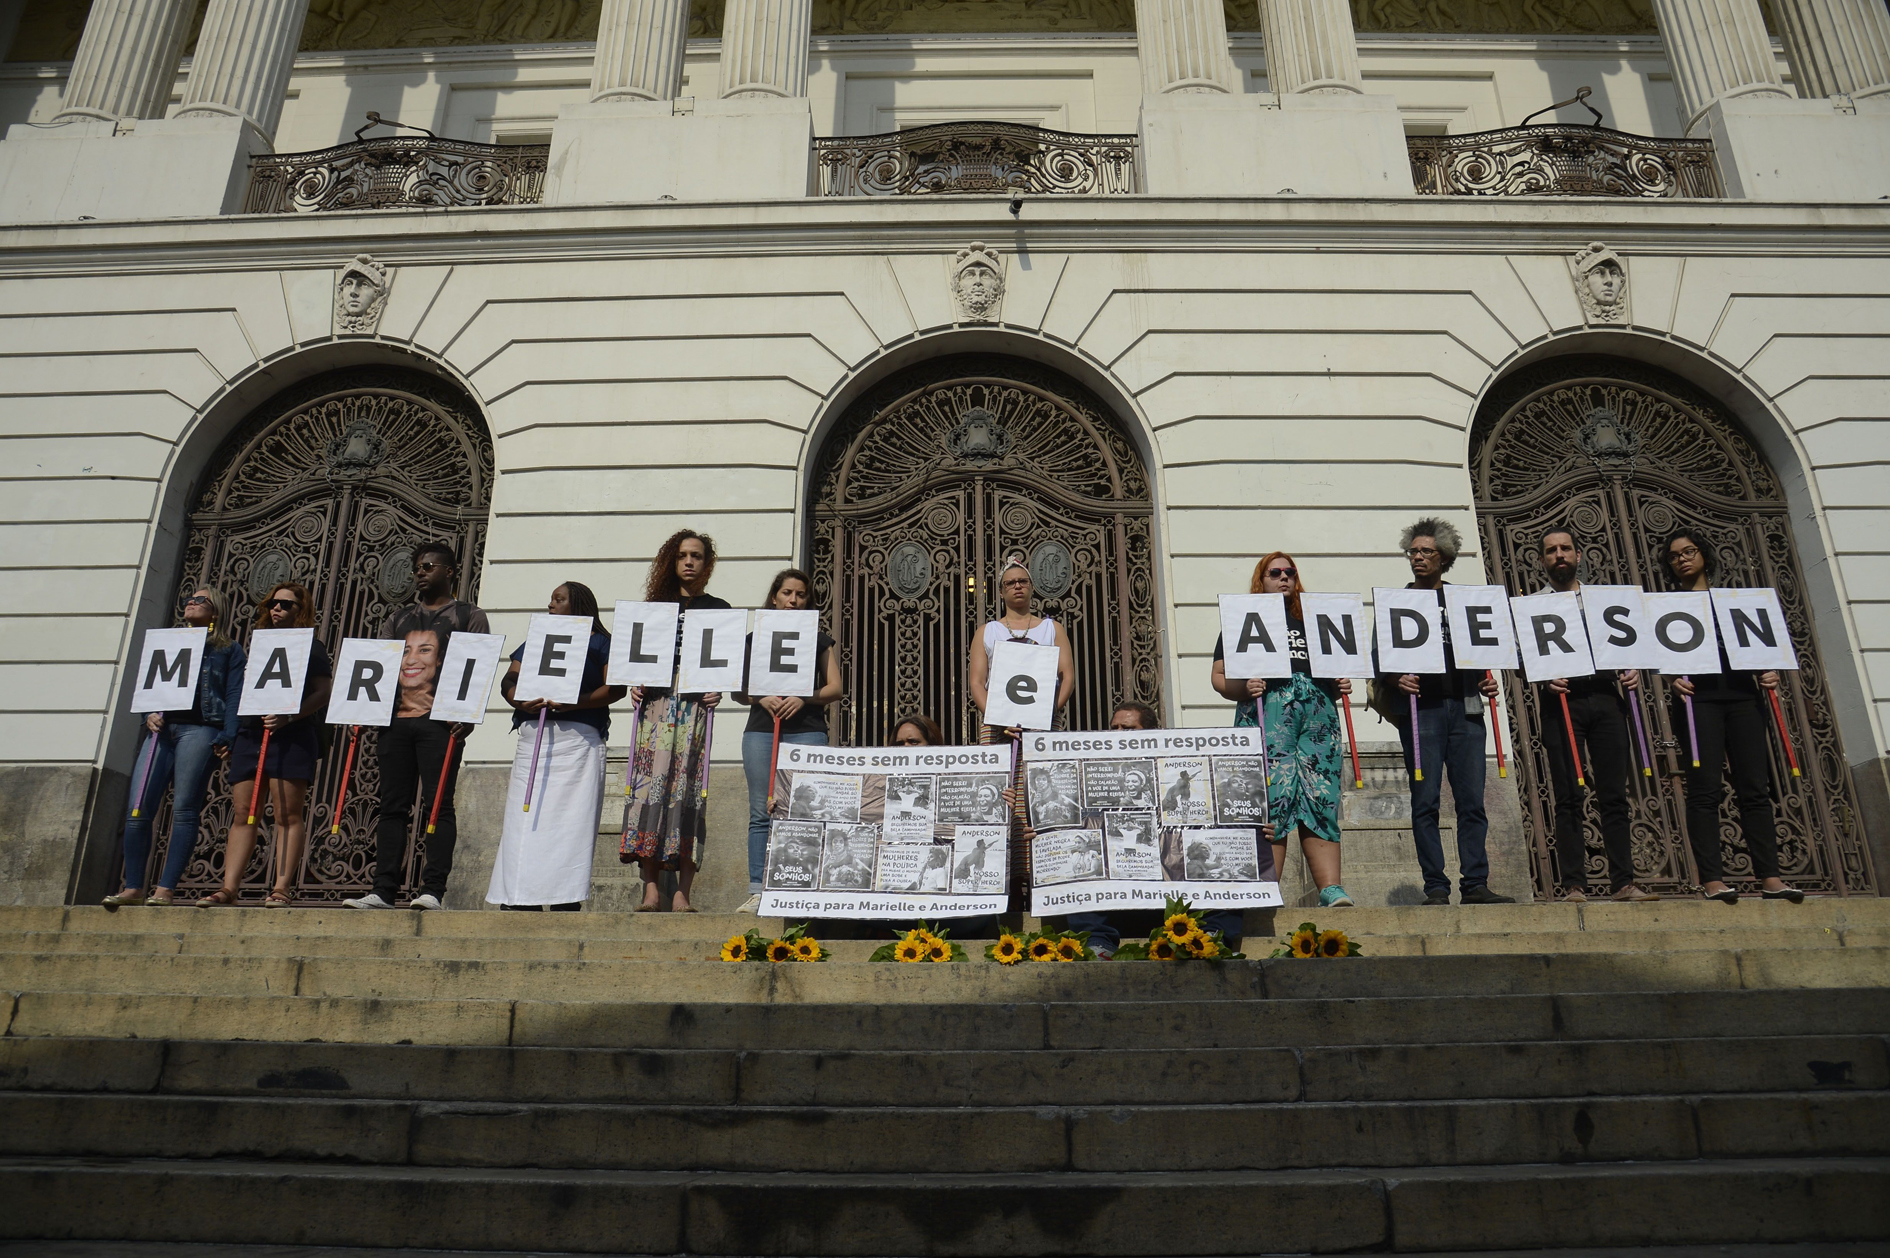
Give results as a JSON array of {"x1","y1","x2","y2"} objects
[
  {"x1": 1234, "y1": 673, "x2": 1343, "y2": 843},
  {"x1": 622, "y1": 694, "x2": 712, "y2": 870}
]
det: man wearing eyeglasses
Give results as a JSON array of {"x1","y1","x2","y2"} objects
[{"x1": 1377, "y1": 519, "x2": 1514, "y2": 905}]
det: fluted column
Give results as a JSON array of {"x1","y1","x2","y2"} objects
[
  {"x1": 175, "y1": 0, "x2": 312, "y2": 144},
  {"x1": 1132, "y1": 0, "x2": 1239, "y2": 94},
  {"x1": 1258, "y1": 0, "x2": 1364, "y2": 94},
  {"x1": 718, "y1": 0, "x2": 811, "y2": 98},
  {"x1": 52, "y1": 0, "x2": 196, "y2": 123},
  {"x1": 591, "y1": 0, "x2": 691, "y2": 102},
  {"x1": 1649, "y1": 0, "x2": 1790, "y2": 131},
  {"x1": 1771, "y1": 0, "x2": 1890, "y2": 99}
]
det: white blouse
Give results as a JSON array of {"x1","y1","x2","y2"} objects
[{"x1": 982, "y1": 617, "x2": 1058, "y2": 658}]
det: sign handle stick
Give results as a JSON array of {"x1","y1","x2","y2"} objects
[
  {"x1": 427, "y1": 728, "x2": 459, "y2": 836},
  {"x1": 1767, "y1": 687, "x2": 1801, "y2": 779},
  {"x1": 620, "y1": 693, "x2": 643, "y2": 851},
  {"x1": 130, "y1": 731, "x2": 157, "y2": 818},
  {"x1": 1254, "y1": 684, "x2": 1272, "y2": 796},
  {"x1": 1557, "y1": 691, "x2": 1584, "y2": 787},
  {"x1": 1486, "y1": 672, "x2": 1507, "y2": 779},
  {"x1": 522, "y1": 707, "x2": 548, "y2": 813},
  {"x1": 1628, "y1": 687, "x2": 1655, "y2": 778},
  {"x1": 1681, "y1": 680, "x2": 1700, "y2": 769},
  {"x1": 766, "y1": 711, "x2": 783, "y2": 811},
  {"x1": 698, "y1": 697, "x2": 718, "y2": 810},
  {"x1": 245, "y1": 727, "x2": 272, "y2": 825},
  {"x1": 1339, "y1": 690, "x2": 1363, "y2": 789},
  {"x1": 1409, "y1": 692, "x2": 1422, "y2": 782},
  {"x1": 330, "y1": 725, "x2": 361, "y2": 835}
]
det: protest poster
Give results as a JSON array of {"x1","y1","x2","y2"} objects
[
  {"x1": 129, "y1": 627, "x2": 207, "y2": 713},
  {"x1": 1020, "y1": 727, "x2": 1280, "y2": 916},
  {"x1": 984, "y1": 639, "x2": 1061, "y2": 730},
  {"x1": 325, "y1": 638, "x2": 405, "y2": 726},
  {"x1": 1711, "y1": 588, "x2": 1797, "y2": 672},
  {"x1": 677, "y1": 607, "x2": 747, "y2": 693},
  {"x1": 429, "y1": 632, "x2": 506, "y2": 724},
  {"x1": 1299, "y1": 593, "x2": 1373, "y2": 678},
  {"x1": 1642, "y1": 590, "x2": 1721, "y2": 675},
  {"x1": 758, "y1": 741, "x2": 1014, "y2": 919},
  {"x1": 239, "y1": 628, "x2": 316, "y2": 716},
  {"x1": 1217, "y1": 593, "x2": 1293, "y2": 679},
  {"x1": 746, "y1": 609, "x2": 821, "y2": 697},
  {"x1": 1374, "y1": 587, "x2": 1447, "y2": 675},
  {"x1": 1580, "y1": 586, "x2": 1660, "y2": 671},
  {"x1": 1026, "y1": 759, "x2": 1083, "y2": 830},
  {"x1": 607, "y1": 601, "x2": 679, "y2": 687},
  {"x1": 1440, "y1": 586, "x2": 1517, "y2": 671},
  {"x1": 514, "y1": 613, "x2": 593, "y2": 705},
  {"x1": 1509, "y1": 590, "x2": 1595, "y2": 683}
]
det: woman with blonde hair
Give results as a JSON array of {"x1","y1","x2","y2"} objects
[
  {"x1": 1209, "y1": 552, "x2": 1354, "y2": 908},
  {"x1": 967, "y1": 552, "x2": 1074, "y2": 739}
]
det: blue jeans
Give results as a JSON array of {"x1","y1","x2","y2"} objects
[
  {"x1": 120, "y1": 722, "x2": 221, "y2": 891},
  {"x1": 1394, "y1": 696, "x2": 1491, "y2": 895},
  {"x1": 743, "y1": 726, "x2": 827, "y2": 890},
  {"x1": 1067, "y1": 909, "x2": 1244, "y2": 954}
]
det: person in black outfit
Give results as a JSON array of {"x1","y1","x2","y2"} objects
[
  {"x1": 346, "y1": 542, "x2": 491, "y2": 911},
  {"x1": 1536, "y1": 528, "x2": 1658, "y2": 904},
  {"x1": 1663, "y1": 529, "x2": 1803, "y2": 903}
]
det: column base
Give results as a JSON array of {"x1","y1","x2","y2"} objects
[
  {"x1": 1138, "y1": 90, "x2": 1416, "y2": 198},
  {"x1": 0, "y1": 114, "x2": 266, "y2": 224},
  {"x1": 543, "y1": 96, "x2": 814, "y2": 205},
  {"x1": 1701, "y1": 95, "x2": 1890, "y2": 201}
]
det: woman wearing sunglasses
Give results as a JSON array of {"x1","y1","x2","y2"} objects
[
  {"x1": 198, "y1": 583, "x2": 333, "y2": 906},
  {"x1": 104, "y1": 588, "x2": 246, "y2": 907},
  {"x1": 1209, "y1": 552, "x2": 1354, "y2": 908}
]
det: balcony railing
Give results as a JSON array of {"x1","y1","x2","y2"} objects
[
  {"x1": 814, "y1": 121, "x2": 1137, "y2": 197},
  {"x1": 244, "y1": 115, "x2": 547, "y2": 213}
]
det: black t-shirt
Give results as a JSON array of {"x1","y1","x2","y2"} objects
[
  {"x1": 239, "y1": 636, "x2": 332, "y2": 732},
  {"x1": 510, "y1": 630, "x2": 612, "y2": 739},
  {"x1": 742, "y1": 630, "x2": 835, "y2": 737},
  {"x1": 1213, "y1": 616, "x2": 1339, "y2": 700}
]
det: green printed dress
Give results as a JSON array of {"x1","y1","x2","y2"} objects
[{"x1": 1214, "y1": 617, "x2": 1344, "y2": 843}]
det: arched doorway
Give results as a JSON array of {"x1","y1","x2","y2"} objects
[
  {"x1": 1471, "y1": 354, "x2": 1875, "y2": 897},
  {"x1": 810, "y1": 353, "x2": 1160, "y2": 746},
  {"x1": 145, "y1": 366, "x2": 494, "y2": 903}
]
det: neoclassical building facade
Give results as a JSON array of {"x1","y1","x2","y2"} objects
[{"x1": 0, "y1": 0, "x2": 1886, "y2": 909}]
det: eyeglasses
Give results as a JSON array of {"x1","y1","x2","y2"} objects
[
  {"x1": 1266, "y1": 567, "x2": 1297, "y2": 580},
  {"x1": 184, "y1": 595, "x2": 212, "y2": 607},
  {"x1": 1670, "y1": 546, "x2": 1702, "y2": 561},
  {"x1": 1406, "y1": 547, "x2": 1440, "y2": 558},
  {"x1": 265, "y1": 598, "x2": 299, "y2": 612}
]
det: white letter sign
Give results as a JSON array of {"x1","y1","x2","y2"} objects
[
  {"x1": 607, "y1": 601, "x2": 679, "y2": 688},
  {"x1": 239, "y1": 627, "x2": 315, "y2": 716},
  {"x1": 984, "y1": 640, "x2": 1061, "y2": 731},
  {"x1": 747, "y1": 609, "x2": 821, "y2": 697},
  {"x1": 1442, "y1": 585, "x2": 1517, "y2": 671},
  {"x1": 325, "y1": 638, "x2": 404, "y2": 726},
  {"x1": 1217, "y1": 594, "x2": 1293, "y2": 679},
  {"x1": 1374, "y1": 587, "x2": 1447, "y2": 674},
  {"x1": 678, "y1": 608, "x2": 748, "y2": 694},
  {"x1": 430, "y1": 631, "x2": 505, "y2": 724},
  {"x1": 1643, "y1": 591, "x2": 1720, "y2": 675},
  {"x1": 1712, "y1": 588, "x2": 1797, "y2": 672},
  {"x1": 515, "y1": 614, "x2": 594, "y2": 705},
  {"x1": 130, "y1": 627, "x2": 207, "y2": 713},
  {"x1": 1580, "y1": 585, "x2": 1659, "y2": 671},
  {"x1": 1509, "y1": 591, "x2": 1594, "y2": 683},
  {"x1": 1300, "y1": 593, "x2": 1373, "y2": 678}
]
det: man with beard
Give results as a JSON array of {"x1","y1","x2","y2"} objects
[{"x1": 1536, "y1": 528, "x2": 1658, "y2": 904}]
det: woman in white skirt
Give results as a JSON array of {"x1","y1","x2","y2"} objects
[{"x1": 489, "y1": 581, "x2": 625, "y2": 911}]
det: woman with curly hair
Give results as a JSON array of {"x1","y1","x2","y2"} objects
[
  {"x1": 622, "y1": 529, "x2": 728, "y2": 911},
  {"x1": 1209, "y1": 552, "x2": 1352, "y2": 908}
]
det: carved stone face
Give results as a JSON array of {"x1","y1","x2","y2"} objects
[
  {"x1": 956, "y1": 264, "x2": 1000, "y2": 317},
  {"x1": 339, "y1": 271, "x2": 383, "y2": 316},
  {"x1": 1584, "y1": 262, "x2": 1625, "y2": 308}
]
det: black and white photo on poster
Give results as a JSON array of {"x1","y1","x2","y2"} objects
[
  {"x1": 1158, "y1": 757, "x2": 1212, "y2": 827},
  {"x1": 788, "y1": 772, "x2": 863, "y2": 823},
  {"x1": 1211, "y1": 756, "x2": 1269, "y2": 825},
  {"x1": 882, "y1": 774, "x2": 936, "y2": 841},
  {"x1": 1103, "y1": 811, "x2": 1162, "y2": 881},
  {"x1": 763, "y1": 820, "x2": 824, "y2": 890},
  {"x1": 1031, "y1": 829, "x2": 1106, "y2": 886},
  {"x1": 1026, "y1": 760, "x2": 1082, "y2": 829},
  {"x1": 1182, "y1": 829, "x2": 1263, "y2": 881},
  {"x1": 818, "y1": 823, "x2": 878, "y2": 890},
  {"x1": 917, "y1": 843, "x2": 953, "y2": 892},
  {"x1": 873, "y1": 843, "x2": 932, "y2": 893},
  {"x1": 1083, "y1": 758, "x2": 1156, "y2": 810},
  {"x1": 951, "y1": 826, "x2": 1008, "y2": 894},
  {"x1": 937, "y1": 773, "x2": 1010, "y2": 825}
]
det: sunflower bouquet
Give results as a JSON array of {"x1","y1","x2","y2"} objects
[
  {"x1": 721, "y1": 922, "x2": 827, "y2": 963},
  {"x1": 1111, "y1": 896, "x2": 1245, "y2": 961},
  {"x1": 869, "y1": 921, "x2": 966, "y2": 963},
  {"x1": 991, "y1": 927, "x2": 1094, "y2": 963},
  {"x1": 1268, "y1": 920, "x2": 1361, "y2": 959}
]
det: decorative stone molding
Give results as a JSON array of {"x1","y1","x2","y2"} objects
[
  {"x1": 335, "y1": 254, "x2": 392, "y2": 333},
  {"x1": 1571, "y1": 241, "x2": 1629, "y2": 325},
  {"x1": 950, "y1": 242, "x2": 1005, "y2": 323}
]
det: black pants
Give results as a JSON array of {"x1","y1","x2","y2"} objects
[
  {"x1": 1541, "y1": 688, "x2": 1636, "y2": 892},
  {"x1": 1677, "y1": 693, "x2": 1781, "y2": 883},
  {"x1": 373, "y1": 717, "x2": 462, "y2": 901}
]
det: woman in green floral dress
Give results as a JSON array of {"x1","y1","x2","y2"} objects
[{"x1": 1210, "y1": 551, "x2": 1354, "y2": 908}]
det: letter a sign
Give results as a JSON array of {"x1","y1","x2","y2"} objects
[
  {"x1": 1217, "y1": 594, "x2": 1293, "y2": 679},
  {"x1": 985, "y1": 640, "x2": 1060, "y2": 731},
  {"x1": 130, "y1": 627, "x2": 207, "y2": 713},
  {"x1": 240, "y1": 628, "x2": 316, "y2": 716}
]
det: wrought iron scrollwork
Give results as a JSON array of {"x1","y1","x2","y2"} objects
[
  {"x1": 815, "y1": 121, "x2": 1137, "y2": 196},
  {"x1": 1408, "y1": 125, "x2": 1720, "y2": 198},
  {"x1": 244, "y1": 134, "x2": 548, "y2": 213}
]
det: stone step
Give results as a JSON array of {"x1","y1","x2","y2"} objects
[
  {"x1": 4, "y1": 1033, "x2": 1882, "y2": 1106},
  {"x1": 0, "y1": 1156, "x2": 1882, "y2": 1253},
  {"x1": 9, "y1": 987, "x2": 1888, "y2": 1051}
]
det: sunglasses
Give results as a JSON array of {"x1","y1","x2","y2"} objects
[
  {"x1": 1266, "y1": 567, "x2": 1297, "y2": 579},
  {"x1": 265, "y1": 598, "x2": 299, "y2": 612},
  {"x1": 184, "y1": 595, "x2": 212, "y2": 607}
]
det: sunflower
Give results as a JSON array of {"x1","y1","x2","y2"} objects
[
  {"x1": 1187, "y1": 935, "x2": 1221, "y2": 960},
  {"x1": 1161, "y1": 913, "x2": 1196, "y2": 944},
  {"x1": 765, "y1": 939, "x2": 795, "y2": 963},
  {"x1": 925, "y1": 939, "x2": 950, "y2": 962},
  {"x1": 1027, "y1": 937, "x2": 1058, "y2": 962},
  {"x1": 1289, "y1": 928, "x2": 1319, "y2": 959},
  {"x1": 991, "y1": 934, "x2": 1025, "y2": 965},
  {"x1": 894, "y1": 938, "x2": 926, "y2": 962},
  {"x1": 719, "y1": 936, "x2": 749, "y2": 963},
  {"x1": 792, "y1": 937, "x2": 822, "y2": 962},
  {"x1": 1054, "y1": 937, "x2": 1082, "y2": 962},
  {"x1": 1317, "y1": 929, "x2": 1350, "y2": 958},
  {"x1": 902, "y1": 928, "x2": 929, "y2": 947},
  {"x1": 1148, "y1": 937, "x2": 1178, "y2": 961}
]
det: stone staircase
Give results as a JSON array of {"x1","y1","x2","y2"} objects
[{"x1": 1, "y1": 899, "x2": 1887, "y2": 1253}]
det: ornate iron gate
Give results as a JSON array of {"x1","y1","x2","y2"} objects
[
  {"x1": 810, "y1": 355, "x2": 1159, "y2": 747},
  {"x1": 1471, "y1": 355, "x2": 1874, "y2": 897},
  {"x1": 146, "y1": 367, "x2": 494, "y2": 902}
]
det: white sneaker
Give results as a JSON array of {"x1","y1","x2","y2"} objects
[
  {"x1": 343, "y1": 892, "x2": 393, "y2": 910},
  {"x1": 410, "y1": 893, "x2": 443, "y2": 911},
  {"x1": 738, "y1": 893, "x2": 762, "y2": 913}
]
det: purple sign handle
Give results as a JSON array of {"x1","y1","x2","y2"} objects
[
  {"x1": 1629, "y1": 688, "x2": 1655, "y2": 777},
  {"x1": 129, "y1": 730, "x2": 157, "y2": 818},
  {"x1": 522, "y1": 706, "x2": 548, "y2": 813},
  {"x1": 1255, "y1": 682, "x2": 1271, "y2": 811},
  {"x1": 1682, "y1": 683, "x2": 1701, "y2": 769},
  {"x1": 1410, "y1": 692, "x2": 1423, "y2": 782},
  {"x1": 619, "y1": 694, "x2": 643, "y2": 847}
]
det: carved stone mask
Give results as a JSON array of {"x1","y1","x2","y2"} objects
[
  {"x1": 950, "y1": 242, "x2": 1005, "y2": 322},
  {"x1": 1585, "y1": 262, "x2": 1624, "y2": 308},
  {"x1": 339, "y1": 272, "x2": 381, "y2": 316},
  {"x1": 335, "y1": 254, "x2": 392, "y2": 332}
]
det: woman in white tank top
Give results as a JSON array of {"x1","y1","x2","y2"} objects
[{"x1": 968, "y1": 553, "x2": 1075, "y2": 736}]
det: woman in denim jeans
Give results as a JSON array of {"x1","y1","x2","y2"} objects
[{"x1": 104, "y1": 588, "x2": 245, "y2": 906}]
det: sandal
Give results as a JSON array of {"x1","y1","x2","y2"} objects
[
  {"x1": 195, "y1": 888, "x2": 240, "y2": 907},
  {"x1": 1762, "y1": 885, "x2": 1806, "y2": 903},
  {"x1": 264, "y1": 889, "x2": 294, "y2": 908},
  {"x1": 148, "y1": 889, "x2": 176, "y2": 906}
]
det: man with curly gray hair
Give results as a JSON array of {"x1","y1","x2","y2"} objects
[{"x1": 1375, "y1": 518, "x2": 1513, "y2": 905}]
